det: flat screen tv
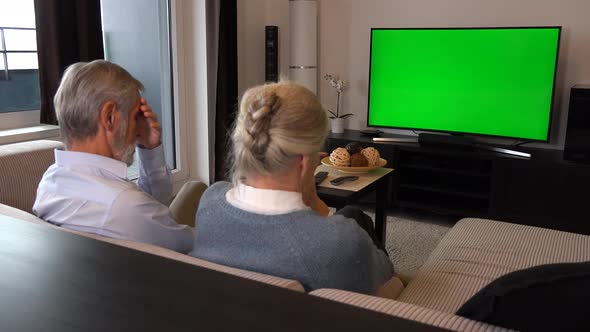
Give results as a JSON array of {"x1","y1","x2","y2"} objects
[{"x1": 367, "y1": 27, "x2": 561, "y2": 141}]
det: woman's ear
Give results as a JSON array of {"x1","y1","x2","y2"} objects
[{"x1": 99, "y1": 101, "x2": 117, "y2": 132}]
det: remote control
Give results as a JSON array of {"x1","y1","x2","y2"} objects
[
  {"x1": 315, "y1": 171, "x2": 328, "y2": 185},
  {"x1": 330, "y1": 175, "x2": 359, "y2": 186}
]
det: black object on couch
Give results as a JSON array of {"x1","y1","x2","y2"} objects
[{"x1": 457, "y1": 262, "x2": 590, "y2": 331}]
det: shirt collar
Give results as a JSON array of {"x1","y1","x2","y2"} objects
[
  {"x1": 54, "y1": 149, "x2": 128, "y2": 179},
  {"x1": 226, "y1": 183, "x2": 310, "y2": 215}
]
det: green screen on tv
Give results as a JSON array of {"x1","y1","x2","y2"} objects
[{"x1": 367, "y1": 27, "x2": 561, "y2": 141}]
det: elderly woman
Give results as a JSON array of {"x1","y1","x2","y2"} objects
[{"x1": 190, "y1": 82, "x2": 394, "y2": 294}]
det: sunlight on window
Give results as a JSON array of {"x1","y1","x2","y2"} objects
[
  {"x1": 0, "y1": 0, "x2": 40, "y2": 114},
  {"x1": 4, "y1": 29, "x2": 37, "y2": 50},
  {"x1": 0, "y1": 0, "x2": 36, "y2": 28},
  {"x1": 1, "y1": 0, "x2": 38, "y2": 71},
  {"x1": 6, "y1": 53, "x2": 38, "y2": 69}
]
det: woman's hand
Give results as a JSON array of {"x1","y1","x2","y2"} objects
[{"x1": 301, "y1": 152, "x2": 330, "y2": 217}]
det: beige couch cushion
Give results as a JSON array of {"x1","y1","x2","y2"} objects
[
  {"x1": 398, "y1": 218, "x2": 590, "y2": 313},
  {"x1": 169, "y1": 180, "x2": 208, "y2": 227},
  {"x1": 311, "y1": 289, "x2": 511, "y2": 332},
  {"x1": 0, "y1": 140, "x2": 62, "y2": 213}
]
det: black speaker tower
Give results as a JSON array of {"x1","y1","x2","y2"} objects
[
  {"x1": 265, "y1": 26, "x2": 279, "y2": 82},
  {"x1": 564, "y1": 85, "x2": 590, "y2": 163}
]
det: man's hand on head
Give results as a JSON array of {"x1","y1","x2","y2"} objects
[{"x1": 136, "y1": 98, "x2": 162, "y2": 149}]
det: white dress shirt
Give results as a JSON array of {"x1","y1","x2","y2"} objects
[
  {"x1": 33, "y1": 145, "x2": 194, "y2": 253},
  {"x1": 225, "y1": 183, "x2": 311, "y2": 215}
]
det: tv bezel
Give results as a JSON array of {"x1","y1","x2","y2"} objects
[{"x1": 366, "y1": 26, "x2": 562, "y2": 142}]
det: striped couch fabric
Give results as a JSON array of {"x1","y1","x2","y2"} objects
[
  {"x1": 311, "y1": 289, "x2": 511, "y2": 332},
  {"x1": 398, "y1": 218, "x2": 590, "y2": 313},
  {"x1": 0, "y1": 140, "x2": 62, "y2": 213}
]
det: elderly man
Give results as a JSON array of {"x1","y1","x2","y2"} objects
[{"x1": 33, "y1": 60, "x2": 194, "y2": 253}]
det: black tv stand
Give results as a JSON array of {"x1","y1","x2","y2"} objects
[
  {"x1": 373, "y1": 137, "x2": 418, "y2": 143},
  {"x1": 417, "y1": 133, "x2": 532, "y2": 158},
  {"x1": 474, "y1": 144, "x2": 531, "y2": 158},
  {"x1": 325, "y1": 129, "x2": 590, "y2": 235},
  {"x1": 360, "y1": 129, "x2": 383, "y2": 137},
  {"x1": 418, "y1": 133, "x2": 475, "y2": 149}
]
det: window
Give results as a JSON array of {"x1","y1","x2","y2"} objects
[
  {"x1": 101, "y1": 0, "x2": 178, "y2": 178},
  {"x1": 0, "y1": 0, "x2": 188, "y2": 186},
  {"x1": 0, "y1": 0, "x2": 40, "y2": 114}
]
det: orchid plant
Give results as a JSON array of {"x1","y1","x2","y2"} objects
[{"x1": 324, "y1": 74, "x2": 353, "y2": 119}]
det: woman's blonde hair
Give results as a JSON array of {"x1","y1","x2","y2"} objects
[{"x1": 230, "y1": 82, "x2": 329, "y2": 185}]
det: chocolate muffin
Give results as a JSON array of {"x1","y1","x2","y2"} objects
[
  {"x1": 350, "y1": 152, "x2": 369, "y2": 167},
  {"x1": 346, "y1": 142, "x2": 363, "y2": 155}
]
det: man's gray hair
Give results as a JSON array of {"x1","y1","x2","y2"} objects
[{"x1": 54, "y1": 60, "x2": 144, "y2": 148}]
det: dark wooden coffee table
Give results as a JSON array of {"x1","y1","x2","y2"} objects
[{"x1": 315, "y1": 166, "x2": 394, "y2": 243}]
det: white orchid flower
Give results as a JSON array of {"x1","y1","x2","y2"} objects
[{"x1": 323, "y1": 73, "x2": 353, "y2": 119}]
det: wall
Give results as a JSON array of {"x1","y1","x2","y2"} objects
[
  {"x1": 175, "y1": 0, "x2": 210, "y2": 185},
  {"x1": 238, "y1": 0, "x2": 590, "y2": 149},
  {"x1": 237, "y1": 0, "x2": 290, "y2": 96}
]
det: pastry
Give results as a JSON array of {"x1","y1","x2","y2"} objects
[
  {"x1": 350, "y1": 152, "x2": 369, "y2": 167},
  {"x1": 329, "y1": 147, "x2": 350, "y2": 167},
  {"x1": 361, "y1": 147, "x2": 381, "y2": 166},
  {"x1": 345, "y1": 142, "x2": 363, "y2": 155}
]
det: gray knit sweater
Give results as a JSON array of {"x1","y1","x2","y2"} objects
[{"x1": 190, "y1": 182, "x2": 394, "y2": 294}]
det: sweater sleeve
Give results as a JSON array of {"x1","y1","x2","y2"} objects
[
  {"x1": 303, "y1": 215, "x2": 394, "y2": 294},
  {"x1": 342, "y1": 222, "x2": 395, "y2": 294}
]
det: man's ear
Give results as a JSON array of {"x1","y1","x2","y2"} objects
[{"x1": 99, "y1": 101, "x2": 117, "y2": 132}]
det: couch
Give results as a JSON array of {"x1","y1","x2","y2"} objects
[
  {"x1": 0, "y1": 140, "x2": 304, "y2": 291},
  {"x1": 5, "y1": 140, "x2": 588, "y2": 331},
  {"x1": 312, "y1": 218, "x2": 590, "y2": 330}
]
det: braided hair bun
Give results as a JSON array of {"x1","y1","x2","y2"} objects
[
  {"x1": 230, "y1": 82, "x2": 329, "y2": 185},
  {"x1": 242, "y1": 91, "x2": 281, "y2": 160}
]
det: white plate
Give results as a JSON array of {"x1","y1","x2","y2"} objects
[{"x1": 321, "y1": 157, "x2": 387, "y2": 174}]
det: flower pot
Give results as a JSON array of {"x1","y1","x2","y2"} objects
[{"x1": 331, "y1": 118, "x2": 345, "y2": 134}]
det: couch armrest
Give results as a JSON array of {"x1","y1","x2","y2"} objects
[{"x1": 310, "y1": 289, "x2": 512, "y2": 332}]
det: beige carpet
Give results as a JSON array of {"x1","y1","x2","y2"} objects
[
  {"x1": 365, "y1": 209, "x2": 456, "y2": 284},
  {"x1": 386, "y1": 211, "x2": 456, "y2": 284},
  {"x1": 333, "y1": 206, "x2": 456, "y2": 283}
]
